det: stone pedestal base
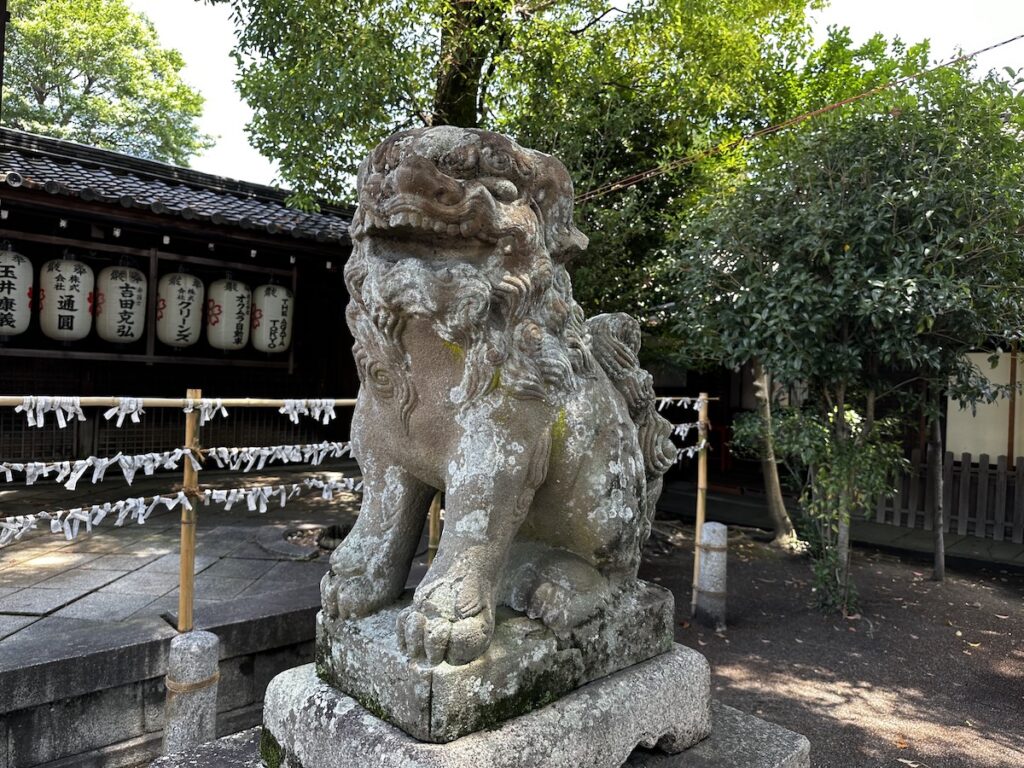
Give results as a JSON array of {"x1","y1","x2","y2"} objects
[
  {"x1": 316, "y1": 581, "x2": 675, "y2": 742},
  {"x1": 263, "y1": 645, "x2": 711, "y2": 768}
]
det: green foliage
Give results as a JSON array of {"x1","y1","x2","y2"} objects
[
  {"x1": 5, "y1": 0, "x2": 212, "y2": 164},
  {"x1": 675, "y1": 54, "x2": 1024, "y2": 611},
  {"x1": 673, "y1": 60, "x2": 1024, "y2": 404}
]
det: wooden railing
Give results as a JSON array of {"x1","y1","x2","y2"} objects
[{"x1": 876, "y1": 449, "x2": 1024, "y2": 544}]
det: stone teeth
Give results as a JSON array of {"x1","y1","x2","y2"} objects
[
  {"x1": 433, "y1": 220, "x2": 446, "y2": 233},
  {"x1": 460, "y1": 220, "x2": 479, "y2": 238},
  {"x1": 408, "y1": 213, "x2": 421, "y2": 227},
  {"x1": 447, "y1": 224, "x2": 461, "y2": 236},
  {"x1": 420, "y1": 216, "x2": 434, "y2": 230}
]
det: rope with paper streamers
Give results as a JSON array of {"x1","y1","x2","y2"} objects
[
  {"x1": 659, "y1": 397, "x2": 710, "y2": 462},
  {"x1": 0, "y1": 441, "x2": 351, "y2": 490},
  {"x1": 0, "y1": 475, "x2": 363, "y2": 547},
  {"x1": 7, "y1": 396, "x2": 353, "y2": 429}
]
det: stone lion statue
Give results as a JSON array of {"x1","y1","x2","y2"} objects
[{"x1": 322, "y1": 126, "x2": 675, "y2": 667}]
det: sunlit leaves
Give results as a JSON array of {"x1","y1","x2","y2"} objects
[{"x1": 5, "y1": 0, "x2": 211, "y2": 164}]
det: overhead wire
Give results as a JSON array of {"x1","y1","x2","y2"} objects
[{"x1": 574, "y1": 31, "x2": 1024, "y2": 205}]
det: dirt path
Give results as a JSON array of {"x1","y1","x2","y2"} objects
[{"x1": 639, "y1": 525, "x2": 1024, "y2": 768}]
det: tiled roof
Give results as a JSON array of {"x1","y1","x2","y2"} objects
[{"x1": 0, "y1": 129, "x2": 351, "y2": 244}]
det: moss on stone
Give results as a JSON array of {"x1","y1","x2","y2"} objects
[
  {"x1": 549, "y1": 407, "x2": 569, "y2": 459},
  {"x1": 442, "y1": 339, "x2": 465, "y2": 361},
  {"x1": 259, "y1": 728, "x2": 285, "y2": 768}
]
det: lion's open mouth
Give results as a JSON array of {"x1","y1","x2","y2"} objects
[{"x1": 355, "y1": 191, "x2": 500, "y2": 246}]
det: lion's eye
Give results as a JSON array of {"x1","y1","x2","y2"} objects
[{"x1": 481, "y1": 177, "x2": 519, "y2": 203}]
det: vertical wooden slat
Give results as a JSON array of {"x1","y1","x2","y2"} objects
[
  {"x1": 876, "y1": 482, "x2": 887, "y2": 523},
  {"x1": 924, "y1": 445, "x2": 936, "y2": 532},
  {"x1": 975, "y1": 454, "x2": 990, "y2": 539},
  {"x1": 1013, "y1": 457, "x2": 1024, "y2": 544},
  {"x1": 892, "y1": 462, "x2": 904, "y2": 527},
  {"x1": 958, "y1": 453, "x2": 972, "y2": 535},
  {"x1": 692, "y1": 393, "x2": 709, "y2": 617},
  {"x1": 906, "y1": 448, "x2": 922, "y2": 529},
  {"x1": 942, "y1": 452, "x2": 954, "y2": 533},
  {"x1": 993, "y1": 455, "x2": 1007, "y2": 542}
]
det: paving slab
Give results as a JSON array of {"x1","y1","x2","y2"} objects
[
  {"x1": 198, "y1": 557, "x2": 276, "y2": 581},
  {"x1": 16, "y1": 551, "x2": 101, "y2": 570},
  {"x1": 51, "y1": 591, "x2": 157, "y2": 621},
  {"x1": 168, "y1": 575, "x2": 255, "y2": 601},
  {"x1": 0, "y1": 587, "x2": 78, "y2": 615},
  {"x1": 0, "y1": 614, "x2": 37, "y2": 640},
  {"x1": 98, "y1": 570, "x2": 180, "y2": 596},
  {"x1": 142, "y1": 553, "x2": 218, "y2": 574},
  {"x1": 33, "y1": 567, "x2": 127, "y2": 592},
  {"x1": 78, "y1": 552, "x2": 163, "y2": 571},
  {"x1": 0, "y1": 566, "x2": 64, "y2": 589}
]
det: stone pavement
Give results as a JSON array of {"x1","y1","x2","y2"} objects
[{"x1": 0, "y1": 463, "x2": 363, "y2": 644}]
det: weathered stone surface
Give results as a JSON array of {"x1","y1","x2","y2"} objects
[
  {"x1": 625, "y1": 702, "x2": 810, "y2": 768},
  {"x1": 320, "y1": 126, "x2": 678, "y2": 672},
  {"x1": 317, "y1": 581, "x2": 673, "y2": 742},
  {"x1": 163, "y1": 630, "x2": 220, "y2": 754},
  {"x1": 693, "y1": 522, "x2": 727, "y2": 631},
  {"x1": 150, "y1": 703, "x2": 810, "y2": 768},
  {"x1": 263, "y1": 645, "x2": 710, "y2": 768},
  {"x1": 150, "y1": 729, "x2": 262, "y2": 768}
]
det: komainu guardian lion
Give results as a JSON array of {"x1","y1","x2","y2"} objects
[{"x1": 322, "y1": 126, "x2": 675, "y2": 667}]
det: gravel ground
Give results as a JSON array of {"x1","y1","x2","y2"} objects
[{"x1": 640, "y1": 523, "x2": 1024, "y2": 768}]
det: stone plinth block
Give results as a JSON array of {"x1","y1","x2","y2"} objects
[
  {"x1": 263, "y1": 644, "x2": 711, "y2": 768},
  {"x1": 315, "y1": 581, "x2": 674, "y2": 743},
  {"x1": 162, "y1": 629, "x2": 220, "y2": 754}
]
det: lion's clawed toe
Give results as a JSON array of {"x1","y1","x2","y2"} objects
[
  {"x1": 322, "y1": 570, "x2": 400, "y2": 621},
  {"x1": 397, "y1": 574, "x2": 495, "y2": 666}
]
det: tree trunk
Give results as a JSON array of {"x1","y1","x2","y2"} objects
[
  {"x1": 752, "y1": 359, "x2": 798, "y2": 547},
  {"x1": 836, "y1": 511, "x2": 852, "y2": 611},
  {"x1": 432, "y1": 0, "x2": 488, "y2": 127},
  {"x1": 930, "y1": 414, "x2": 945, "y2": 582}
]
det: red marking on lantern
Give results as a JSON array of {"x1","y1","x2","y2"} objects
[
  {"x1": 206, "y1": 298, "x2": 223, "y2": 327},
  {"x1": 94, "y1": 291, "x2": 106, "y2": 316},
  {"x1": 156, "y1": 297, "x2": 166, "y2": 321},
  {"x1": 251, "y1": 306, "x2": 263, "y2": 330}
]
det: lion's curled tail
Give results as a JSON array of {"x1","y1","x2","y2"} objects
[{"x1": 585, "y1": 313, "x2": 676, "y2": 536}]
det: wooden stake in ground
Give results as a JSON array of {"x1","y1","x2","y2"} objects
[
  {"x1": 691, "y1": 392, "x2": 709, "y2": 617},
  {"x1": 177, "y1": 387, "x2": 202, "y2": 633}
]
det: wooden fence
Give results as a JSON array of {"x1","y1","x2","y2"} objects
[{"x1": 876, "y1": 450, "x2": 1024, "y2": 543}]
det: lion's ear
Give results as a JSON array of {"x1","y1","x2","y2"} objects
[{"x1": 549, "y1": 224, "x2": 589, "y2": 263}]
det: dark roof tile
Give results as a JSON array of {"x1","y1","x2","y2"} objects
[{"x1": 0, "y1": 128, "x2": 352, "y2": 245}]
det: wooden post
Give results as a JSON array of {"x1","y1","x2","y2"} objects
[
  {"x1": 177, "y1": 388, "x2": 202, "y2": 633},
  {"x1": 692, "y1": 392, "x2": 709, "y2": 616},
  {"x1": 1008, "y1": 343, "x2": 1018, "y2": 463},
  {"x1": 427, "y1": 491, "x2": 442, "y2": 565}
]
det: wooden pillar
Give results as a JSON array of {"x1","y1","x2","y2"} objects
[
  {"x1": 177, "y1": 388, "x2": 202, "y2": 633},
  {"x1": 1008, "y1": 344, "x2": 1018, "y2": 463}
]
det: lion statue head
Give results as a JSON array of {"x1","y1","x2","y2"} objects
[{"x1": 345, "y1": 127, "x2": 597, "y2": 418}]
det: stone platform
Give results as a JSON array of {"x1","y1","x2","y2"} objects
[
  {"x1": 153, "y1": 701, "x2": 808, "y2": 768},
  {"x1": 263, "y1": 645, "x2": 710, "y2": 768},
  {"x1": 316, "y1": 581, "x2": 675, "y2": 742}
]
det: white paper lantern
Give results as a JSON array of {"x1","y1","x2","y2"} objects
[
  {"x1": 251, "y1": 284, "x2": 294, "y2": 353},
  {"x1": 95, "y1": 266, "x2": 147, "y2": 343},
  {"x1": 40, "y1": 257, "x2": 94, "y2": 342},
  {"x1": 0, "y1": 247, "x2": 32, "y2": 337},
  {"x1": 156, "y1": 273, "x2": 204, "y2": 348},
  {"x1": 206, "y1": 278, "x2": 251, "y2": 351}
]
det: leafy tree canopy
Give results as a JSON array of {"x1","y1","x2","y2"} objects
[
  {"x1": 671, "y1": 59, "x2": 1024, "y2": 412},
  {"x1": 5, "y1": 0, "x2": 212, "y2": 165}
]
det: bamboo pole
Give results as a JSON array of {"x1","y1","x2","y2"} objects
[
  {"x1": 427, "y1": 492, "x2": 442, "y2": 565},
  {"x1": 177, "y1": 388, "x2": 202, "y2": 634},
  {"x1": 691, "y1": 392, "x2": 710, "y2": 617}
]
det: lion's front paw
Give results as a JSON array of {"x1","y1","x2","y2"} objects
[
  {"x1": 321, "y1": 567, "x2": 403, "y2": 621},
  {"x1": 396, "y1": 576, "x2": 494, "y2": 666}
]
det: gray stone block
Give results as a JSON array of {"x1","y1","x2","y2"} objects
[
  {"x1": 150, "y1": 729, "x2": 262, "y2": 768},
  {"x1": 52, "y1": 592, "x2": 157, "y2": 621},
  {"x1": 624, "y1": 702, "x2": 809, "y2": 768},
  {"x1": 99, "y1": 570, "x2": 180, "y2": 596},
  {"x1": 0, "y1": 614, "x2": 37, "y2": 640},
  {"x1": 263, "y1": 646, "x2": 711, "y2": 768},
  {"x1": 0, "y1": 586, "x2": 78, "y2": 615},
  {"x1": 33, "y1": 567, "x2": 127, "y2": 592},
  {"x1": 316, "y1": 582, "x2": 674, "y2": 742},
  {"x1": 163, "y1": 630, "x2": 220, "y2": 754}
]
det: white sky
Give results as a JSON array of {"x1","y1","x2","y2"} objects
[{"x1": 124, "y1": 0, "x2": 1024, "y2": 189}]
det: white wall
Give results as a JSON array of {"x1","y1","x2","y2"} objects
[{"x1": 946, "y1": 352, "x2": 1024, "y2": 459}]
